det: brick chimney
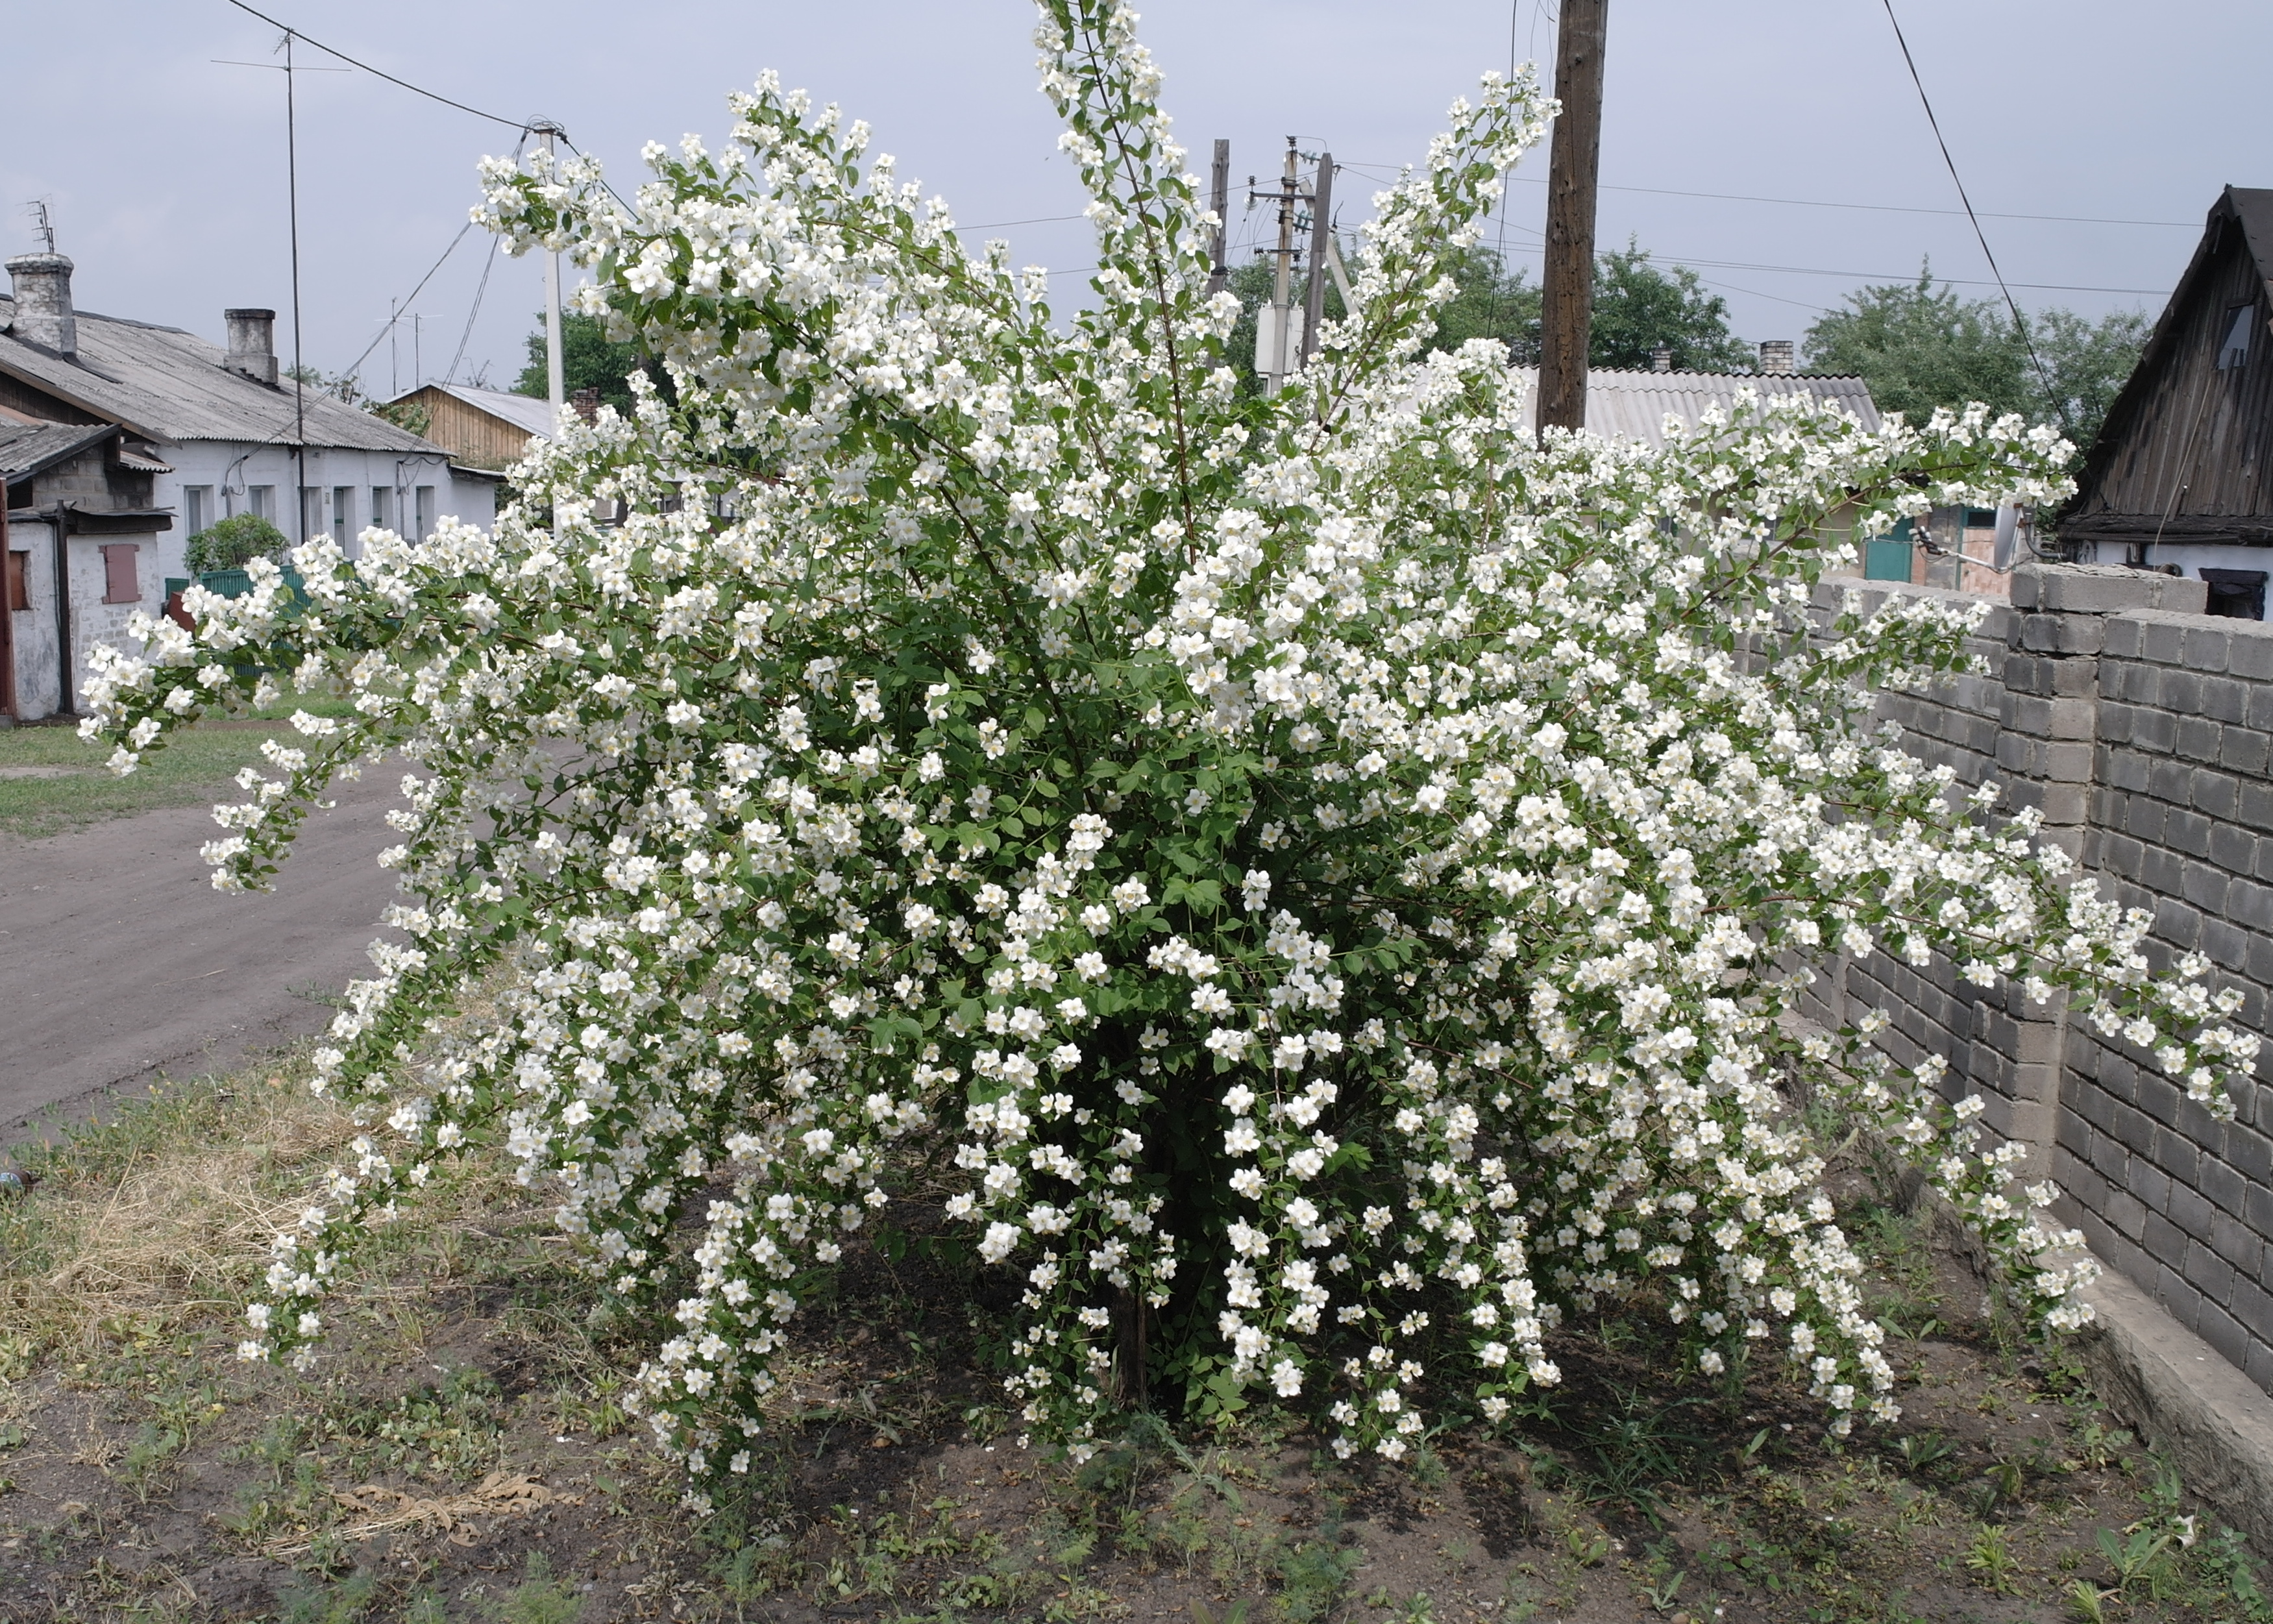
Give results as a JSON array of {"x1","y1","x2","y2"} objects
[
  {"x1": 571, "y1": 386, "x2": 600, "y2": 423},
  {"x1": 223, "y1": 308, "x2": 278, "y2": 386},
  {"x1": 1651, "y1": 345, "x2": 1673, "y2": 373},
  {"x1": 5, "y1": 252, "x2": 77, "y2": 356},
  {"x1": 1758, "y1": 339, "x2": 1795, "y2": 375}
]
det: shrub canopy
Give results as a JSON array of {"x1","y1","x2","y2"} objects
[
  {"x1": 84, "y1": 0, "x2": 2252, "y2": 1499},
  {"x1": 185, "y1": 512, "x2": 288, "y2": 576}
]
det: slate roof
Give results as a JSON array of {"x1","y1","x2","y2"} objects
[
  {"x1": 396, "y1": 381, "x2": 559, "y2": 439},
  {"x1": 0, "y1": 419, "x2": 117, "y2": 481},
  {"x1": 1511, "y1": 367, "x2": 1880, "y2": 447},
  {"x1": 0, "y1": 296, "x2": 441, "y2": 454}
]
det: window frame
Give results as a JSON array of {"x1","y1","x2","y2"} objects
[{"x1": 2217, "y1": 301, "x2": 2256, "y2": 371}]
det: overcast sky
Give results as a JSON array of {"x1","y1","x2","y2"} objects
[{"x1": 5, "y1": 1, "x2": 2266, "y2": 397}]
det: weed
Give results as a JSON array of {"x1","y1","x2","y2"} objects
[
  {"x1": 1893, "y1": 1431, "x2": 1954, "y2": 1478},
  {"x1": 1965, "y1": 1523, "x2": 2018, "y2": 1594},
  {"x1": 2071, "y1": 1420, "x2": 2133, "y2": 1471},
  {"x1": 2065, "y1": 1579, "x2": 2112, "y2": 1623},
  {"x1": 1272, "y1": 1534, "x2": 1360, "y2": 1622},
  {"x1": 1638, "y1": 1566, "x2": 1687, "y2": 1612},
  {"x1": 1564, "y1": 1522, "x2": 1610, "y2": 1568},
  {"x1": 323, "y1": 1366, "x2": 504, "y2": 1481},
  {"x1": 2096, "y1": 1520, "x2": 2181, "y2": 1601},
  {"x1": 277, "y1": 1569, "x2": 379, "y2": 1624},
  {"x1": 115, "y1": 1418, "x2": 187, "y2": 1501},
  {"x1": 1190, "y1": 1602, "x2": 1249, "y2": 1624},
  {"x1": 493, "y1": 1553, "x2": 584, "y2": 1624}
]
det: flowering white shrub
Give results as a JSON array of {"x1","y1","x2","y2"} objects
[{"x1": 84, "y1": 0, "x2": 2254, "y2": 1493}]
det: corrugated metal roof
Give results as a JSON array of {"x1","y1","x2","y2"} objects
[
  {"x1": 0, "y1": 295, "x2": 444, "y2": 454},
  {"x1": 1510, "y1": 366, "x2": 1880, "y2": 447},
  {"x1": 396, "y1": 381, "x2": 559, "y2": 440},
  {"x1": 0, "y1": 420, "x2": 117, "y2": 481}
]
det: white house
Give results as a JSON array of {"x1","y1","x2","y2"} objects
[{"x1": 0, "y1": 251, "x2": 500, "y2": 720}]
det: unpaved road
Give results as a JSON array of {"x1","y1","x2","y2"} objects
[{"x1": 0, "y1": 770, "x2": 405, "y2": 1146}]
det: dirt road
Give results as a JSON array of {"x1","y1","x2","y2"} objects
[{"x1": 0, "y1": 769, "x2": 405, "y2": 1145}]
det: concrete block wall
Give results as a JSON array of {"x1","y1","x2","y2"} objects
[{"x1": 1808, "y1": 564, "x2": 2273, "y2": 1394}]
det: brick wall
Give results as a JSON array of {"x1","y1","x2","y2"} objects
[{"x1": 1808, "y1": 564, "x2": 2273, "y2": 1391}]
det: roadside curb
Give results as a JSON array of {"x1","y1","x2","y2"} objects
[{"x1": 2078, "y1": 1267, "x2": 2273, "y2": 1553}]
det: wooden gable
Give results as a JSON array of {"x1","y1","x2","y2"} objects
[{"x1": 2062, "y1": 188, "x2": 2273, "y2": 552}]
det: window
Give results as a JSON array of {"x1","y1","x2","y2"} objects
[
  {"x1": 247, "y1": 484, "x2": 274, "y2": 520},
  {"x1": 301, "y1": 486, "x2": 324, "y2": 539},
  {"x1": 2218, "y1": 304, "x2": 2255, "y2": 371},
  {"x1": 332, "y1": 485, "x2": 354, "y2": 541},
  {"x1": 183, "y1": 486, "x2": 212, "y2": 537},
  {"x1": 2203, "y1": 567, "x2": 2268, "y2": 621},
  {"x1": 100, "y1": 543, "x2": 140, "y2": 605},
  {"x1": 370, "y1": 486, "x2": 391, "y2": 534},
  {"x1": 414, "y1": 486, "x2": 434, "y2": 542},
  {"x1": 5, "y1": 550, "x2": 27, "y2": 612}
]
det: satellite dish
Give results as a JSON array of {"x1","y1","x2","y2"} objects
[{"x1": 1991, "y1": 503, "x2": 2022, "y2": 572}]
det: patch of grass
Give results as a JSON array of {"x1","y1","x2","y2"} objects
[
  {"x1": 0, "y1": 719, "x2": 302, "y2": 838},
  {"x1": 0, "y1": 1067, "x2": 360, "y2": 1365}
]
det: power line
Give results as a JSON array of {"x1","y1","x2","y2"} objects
[
  {"x1": 1878, "y1": 0, "x2": 2071, "y2": 434},
  {"x1": 446, "y1": 233, "x2": 502, "y2": 386},
  {"x1": 340, "y1": 221, "x2": 474, "y2": 388},
  {"x1": 1335, "y1": 158, "x2": 2194, "y2": 230},
  {"x1": 217, "y1": 0, "x2": 532, "y2": 133}
]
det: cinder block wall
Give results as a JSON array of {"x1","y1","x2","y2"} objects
[{"x1": 1806, "y1": 564, "x2": 2273, "y2": 1391}]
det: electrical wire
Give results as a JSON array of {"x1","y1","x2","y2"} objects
[
  {"x1": 1335, "y1": 158, "x2": 2193, "y2": 230},
  {"x1": 445, "y1": 232, "x2": 502, "y2": 386},
  {"x1": 339, "y1": 221, "x2": 474, "y2": 388},
  {"x1": 1878, "y1": 0, "x2": 2072, "y2": 434},
  {"x1": 217, "y1": 0, "x2": 532, "y2": 133}
]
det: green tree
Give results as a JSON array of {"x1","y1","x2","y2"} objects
[
  {"x1": 1228, "y1": 239, "x2": 1751, "y2": 380},
  {"x1": 2025, "y1": 306, "x2": 2150, "y2": 454},
  {"x1": 515, "y1": 311, "x2": 670, "y2": 413},
  {"x1": 1804, "y1": 271, "x2": 2150, "y2": 456},
  {"x1": 1588, "y1": 238, "x2": 1752, "y2": 371},
  {"x1": 1804, "y1": 269, "x2": 2030, "y2": 424}
]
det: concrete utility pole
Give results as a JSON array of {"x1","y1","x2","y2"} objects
[
  {"x1": 1537, "y1": 0, "x2": 1608, "y2": 437},
  {"x1": 1262, "y1": 139, "x2": 1299, "y2": 389},
  {"x1": 1207, "y1": 139, "x2": 1231, "y2": 299},
  {"x1": 534, "y1": 121, "x2": 568, "y2": 424},
  {"x1": 1300, "y1": 153, "x2": 1334, "y2": 369}
]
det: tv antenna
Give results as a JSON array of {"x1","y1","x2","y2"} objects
[{"x1": 26, "y1": 200, "x2": 55, "y2": 254}]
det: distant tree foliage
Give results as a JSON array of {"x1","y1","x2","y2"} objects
[
  {"x1": 1223, "y1": 239, "x2": 1746, "y2": 384},
  {"x1": 1587, "y1": 239, "x2": 1753, "y2": 372},
  {"x1": 1804, "y1": 269, "x2": 2148, "y2": 457},
  {"x1": 2026, "y1": 306, "x2": 2153, "y2": 455},
  {"x1": 515, "y1": 312, "x2": 671, "y2": 414}
]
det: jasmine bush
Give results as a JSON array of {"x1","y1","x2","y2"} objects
[{"x1": 81, "y1": 0, "x2": 2251, "y2": 1503}]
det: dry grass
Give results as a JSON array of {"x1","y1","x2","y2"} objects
[{"x1": 0, "y1": 1059, "x2": 521, "y2": 1375}]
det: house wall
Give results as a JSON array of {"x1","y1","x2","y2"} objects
[
  {"x1": 1806, "y1": 563, "x2": 2273, "y2": 1394},
  {"x1": 151, "y1": 443, "x2": 495, "y2": 572},
  {"x1": 5, "y1": 518, "x2": 64, "y2": 719}
]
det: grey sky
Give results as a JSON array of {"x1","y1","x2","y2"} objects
[{"x1": 5, "y1": 1, "x2": 2265, "y2": 396}]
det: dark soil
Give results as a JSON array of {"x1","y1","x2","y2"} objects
[{"x1": 1, "y1": 1102, "x2": 2268, "y2": 1623}]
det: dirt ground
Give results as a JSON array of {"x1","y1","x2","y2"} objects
[{"x1": 2, "y1": 1060, "x2": 2270, "y2": 1624}]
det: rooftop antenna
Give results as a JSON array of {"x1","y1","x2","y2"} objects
[{"x1": 26, "y1": 201, "x2": 55, "y2": 254}]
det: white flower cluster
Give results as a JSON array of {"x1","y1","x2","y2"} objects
[{"x1": 82, "y1": 0, "x2": 2252, "y2": 1488}]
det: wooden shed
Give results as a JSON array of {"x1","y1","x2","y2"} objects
[
  {"x1": 385, "y1": 383, "x2": 558, "y2": 472},
  {"x1": 2060, "y1": 186, "x2": 2273, "y2": 613}
]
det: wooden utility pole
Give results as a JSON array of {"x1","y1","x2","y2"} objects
[
  {"x1": 1207, "y1": 139, "x2": 1231, "y2": 298},
  {"x1": 1536, "y1": 0, "x2": 1608, "y2": 437},
  {"x1": 1300, "y1": 153, "x2": 1334, "y2": 368}
]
